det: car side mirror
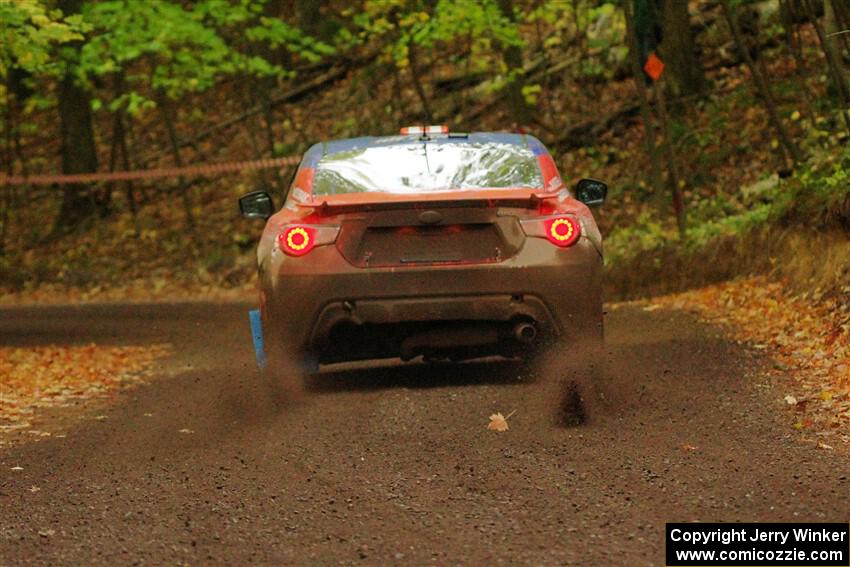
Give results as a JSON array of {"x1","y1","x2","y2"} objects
[
  {"x1": 239, "y1": 191, "x2": 275, "y2": 220},
  {"x1": 575, "y1": 178, "x2": 607, "y2": 207}
]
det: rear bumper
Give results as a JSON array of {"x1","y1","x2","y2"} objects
[{"x1": 261, "y1": 237, "x2": 603, "y2": 361}]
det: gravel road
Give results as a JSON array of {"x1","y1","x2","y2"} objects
[{"x1": 0, "y1": 303, "x2": 847, "y2": 565}]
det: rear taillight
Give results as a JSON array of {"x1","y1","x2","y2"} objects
[
  {"x1": 279, "y1": 226, "x2": 315, "y2": 256},
  {"x1": 276, "y1": 224, "x2": 340, "y2": 257},
  {"x1": 545, "y1": 217, "x2": 581, "y2": 247},
  {"x1": 519, "y1": 215, "x2": 582, "y2": 247}
]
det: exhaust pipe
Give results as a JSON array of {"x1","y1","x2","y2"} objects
[{"x1": 513, "y1": 322, "x2": 537, "y2": 343}]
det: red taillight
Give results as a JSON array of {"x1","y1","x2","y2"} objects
[
  {"x1": 278, "y1": 225, "x2": 316, "y2": 256},
  {"x1": 544, "y1": 217, "x2": 581, "y2": 247}
]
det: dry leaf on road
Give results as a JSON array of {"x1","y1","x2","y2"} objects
[{"x1": 487, "y1": 410, "x2": 516, "y2": 432}]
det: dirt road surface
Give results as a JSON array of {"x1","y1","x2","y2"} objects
[{"x1": 1, "y1": 303, "x2": 847, "y2": 565}]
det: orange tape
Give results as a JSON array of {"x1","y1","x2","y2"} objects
[{"x1": 0, "y1": 155, "x2": 302, "y2": 186}]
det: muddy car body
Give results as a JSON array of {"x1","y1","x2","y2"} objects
[{"x1": 240, "y1": 128, "x2": 606, "y2": 371}]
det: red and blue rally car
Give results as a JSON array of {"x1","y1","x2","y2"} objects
[{"x1": 240, "y1": 127, "x2": 607, "y2": 379}]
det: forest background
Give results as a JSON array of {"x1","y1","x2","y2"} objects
[{"x1": 1, "y1": 0, "x2": 849, "y2": 305}]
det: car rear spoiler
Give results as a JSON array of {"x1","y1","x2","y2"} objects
[{"x1": 311, "y1": 194, "x2": 547, "y2": 216}]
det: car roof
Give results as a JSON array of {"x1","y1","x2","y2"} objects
[{"x1": 300, "y1": 132, "x2": 549, "y2": 168}]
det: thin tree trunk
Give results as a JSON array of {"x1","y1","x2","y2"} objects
[
  {"x1": 158, "y1": 96, "x2": 196, "y2": 231},
  {"x1": 781, "y1": 0, "x2": 819, "y2": 130},
  {"x1": 242, "y1": 85, "x2": 272, "y2": 192},
  {"x1": 659, "y1": 0, "x2": 706, "y2": 97},
  {"x1": 390, "y1": 62, "x2": 404, "y2": 120},
  {"x1": 295, "y1": 0, "x2": 325, "y2": 40},
  {"x1": 108, "y1": 94, "x2": 137, "y2": 225},
  {"x1": 625, "y1": 0, "x2": 664, "y2": 208},
  {"x1": 1, "y1": 87, "x2": 13, "y2": 253},
  {"x1": 117, "y1": 114, "x2": 139, "y2": 233},
  {"x1": 497, "y1": 0, "x2": 533, "y2": 126},
  {"x1": 10, "y1": 104, "x2": 28, "y2": 229},
  {"x1": 123, "y1": 113, "x2": 151, "y2": 205},
  {"x1": 830, "y1": 0, "x2": 850, "y2": 55},
  {"x1": 824, "y1": 0, "x2": 848, "y2": 83},
  {"x1": 55, "y1": 0, "x2": 100, "y2": 232},
  {"x1": 655, "y1": 82, "x2": 686, "y2": 236},
  {"x1": 407, "y1": 40, "x2": 434, "y2": 123},
  {"x1": 260, "y1": 91, "x2": 284, "y2": 190},
  {"x1": 723, "y1": 2, "x2": 804, "y2": 167},
  {"x1": 804, "y1": 0, "x2": 850, "y2": 135}
]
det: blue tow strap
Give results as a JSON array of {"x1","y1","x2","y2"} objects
[{"x1": 249, "y1": 309, "x2": 267, "y2": 369}]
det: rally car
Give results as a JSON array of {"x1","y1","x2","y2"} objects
[{"x1": 240, "y1": 126, "x2": 606, "y2": 375}]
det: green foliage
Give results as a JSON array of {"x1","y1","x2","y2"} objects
[
  {"x1": 777, "y1": 144, "x2": 850, "y2": 225},
  {"x1": 76, "y1": 0, "x2": 333, "y2": 112},
  {"x1": 604, "y1": 211, "x2": 675, "y2": 266},
  {"x1": 0, "y1": 0, "x2": 86, "y2": 78},
  {"x1": 527, "y1": 1, "x2": 626, "y2": 78},
  {"x1": 79, "y1": 0, "x2": 245, "y2": 102},
  {"x1": 246, "y1": 17, "x2": 336, "y2": 63},
  {"x1": 346, "y1": 0, "x2": 521, "y2": 72},
  {"x1": 606, "y1": 143, "x2": 850, "y2": 270}
]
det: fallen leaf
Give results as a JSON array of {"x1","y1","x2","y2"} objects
[
  {"x1": 488, "y1": 413, "x2": 509, "y2": 432},
  {"x1": 487, "y1": 410, "x2": 516, "y2": 432},
  {"x1": 178, "y1": 428, "x2": 194, "y2": 434},
  {"x1": 29, "y1": 486, "x2": 40, "y2": 493},
  {"x1": 0, "y1": 343, "x2": 170, "y2": 443},
  {"x1": 817, "y1": 441, "x2": 834, "y2": 450},
  {"x1": 654, "y1": 276, "x2": 850, "y2": 445},
  {"x1": 680, "y1": 443, "x2": 698, "y2": 452}
]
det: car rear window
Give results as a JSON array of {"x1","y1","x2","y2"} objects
[{"x1": 311, "y1": 141, "x2": 543, "y2": 195}]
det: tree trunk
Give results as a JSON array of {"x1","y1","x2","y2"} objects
[
  {"x1": 780, "y1": 0, "x2": 819, "y2": 130},
  {"x1": 803, "y1": 0, "x2": 850, "y2": 135},
  {"x1": 723, "y1": 2, "x2": 804, "y2": 167},
  {"x1": 296, "y1": 0, "x2": 325, "y2": 40},
  {"x1": 108, "y1": 73, "x2": 136, "y2": 224},
  {"x1": 658, "y1": 0, "x2": 705, "y2": 97},
  {"x1": 654, "y1": 83, "x2": 686, "y2": 236},
  {"x1": 497, "y1": 0, "x2": 533, "y2": 126},
  {"x1": 1, "y1": 88, "x2": 13, "y2": 253},
  {"x1": 157, "y1": 96, "x2": 196, "y2": 232},
  {"x1": 824, "y1": 0, "x2": 847, "y2": 77},
  {"x1": 56, "y1": 74, "x2": 101, "y2": 229},
  {"x1": 624, "y1": 0, "x2": 664, "y2": 208},
  {"x1": 55, "y1": 0, "x2": 101, "y2": 231},
  {"x1": 808, "y1": 0, "x2": 850, "y2": 99},
  {"x1": 830, "y1": 0, "x2": 850, "y2": 55},
  {"x1": 406, "y1": 40, "x2": 434, "y2": 123}
]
